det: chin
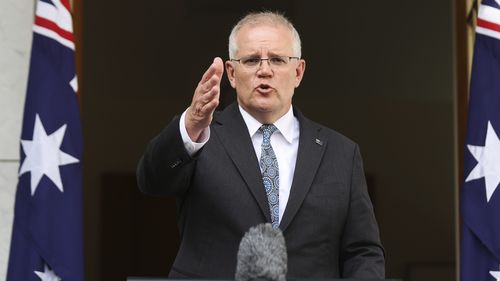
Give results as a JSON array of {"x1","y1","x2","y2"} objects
[
  {"x1": 252, "y1": 102, "x2": 275, "y2": 113},
  {"x1": 254, "y1": 96, "x2": 277, "y2": 108}
]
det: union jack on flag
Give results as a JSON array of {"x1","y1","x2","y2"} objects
[
  {"x1": 6, "y1": 0, "x2": 84, "y2": 280},
  {"x1": 461, "y1": 0, "x2": 500, "y2": 280}
]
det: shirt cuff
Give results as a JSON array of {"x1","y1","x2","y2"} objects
[{"x1": 179, "y1": 109, "x2": 210, "y2": 156}]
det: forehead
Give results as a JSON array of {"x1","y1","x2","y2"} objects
[{"x1": 235, "y1": 24, "x2": 294, "y2": 55}]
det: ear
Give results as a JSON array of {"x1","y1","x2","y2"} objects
[
  {"x1": 294, "y1": 59, "x2": 306, "y2": 88},
  {"x1": 225, "y1": 60, "x2": 237, "y2": 89}
]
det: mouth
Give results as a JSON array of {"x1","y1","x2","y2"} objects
[{"x1": 255, "y1": 83, "x2": 273, "y2": 94}]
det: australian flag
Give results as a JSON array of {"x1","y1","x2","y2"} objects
[
  {"x1": 461, "y1": 0, "x2": 500, "y2": 280},
  {"x1": 6, "y1": 0, "x2": 84, "y2": 280}
]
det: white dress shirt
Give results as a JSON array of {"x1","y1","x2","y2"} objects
[{"x1": 179, "y1": 106, "x2": 300, "y2": 222}]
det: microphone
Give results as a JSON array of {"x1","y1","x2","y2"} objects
[{"x1": 235, "y1": 223, "x2": 287, "y2": 281}]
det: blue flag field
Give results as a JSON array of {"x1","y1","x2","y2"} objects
[{"x1": 461, "y1": 0, "x2": 500, "y2": 280}]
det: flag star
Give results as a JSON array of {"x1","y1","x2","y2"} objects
[
  {"x1": 466, "y1": 121, "x2": 500, "y2": 202},
  {"x1": 70, "y1": 75, "x2": 78, "y2": 93},
  {"x1": 19, "y1": 114, "x2": 79, "y2": 196},
  {"x1": 34, "y1": 264, "x2": 61, "y2": 281}
]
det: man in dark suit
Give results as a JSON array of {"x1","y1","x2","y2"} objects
[{"x1": 137, "y1": 11, "x2": 385, "y2": 279}]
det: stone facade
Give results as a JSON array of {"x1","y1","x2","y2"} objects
[{"x1": 0, "y1": 0, "x2": 34, "y2": 279}]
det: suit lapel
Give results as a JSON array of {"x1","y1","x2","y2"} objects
[
  {"x1": 279, "y1": 109, "x2": 326, "y2": 231},
  {"x1": 212, "y1": 103, "x2": 272, "y2": 222}
]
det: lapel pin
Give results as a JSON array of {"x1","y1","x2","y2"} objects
[{"x1": 315, "y1": 138, "x2": 323, "y2": 146}]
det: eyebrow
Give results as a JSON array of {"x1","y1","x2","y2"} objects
[{"x1": 242, "y1": 51, "x2": 283, "y2": 58}]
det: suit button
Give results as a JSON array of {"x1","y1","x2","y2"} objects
[{"x1": 170, "y1": 159, "x2": 182, "y2": 168}]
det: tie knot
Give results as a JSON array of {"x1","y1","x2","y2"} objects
[{"x1": 259, "y1": 124, "x2": 278, "y2": 143}]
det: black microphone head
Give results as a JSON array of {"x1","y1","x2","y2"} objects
[{"x1": 235, "y1": 223, "x2": 287, "y2": 281}]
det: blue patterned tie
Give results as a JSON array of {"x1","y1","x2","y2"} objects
[{"x1": 259, "y1": 124, "x2": 279, "y2": 229}]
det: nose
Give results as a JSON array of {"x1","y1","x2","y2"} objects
[{"x1": 257, "y1": 59, "x2": 273, "y2": 76}]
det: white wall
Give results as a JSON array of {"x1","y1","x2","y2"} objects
[{"x1": 0, "y1": 0, "x2": 34, "y2": 279}]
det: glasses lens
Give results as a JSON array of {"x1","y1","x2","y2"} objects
[
  {"x1": 241, "y1": 57, "x2": 261, "y2": 67},
  {"x1": 269, "y1": 56, "x2": 287, "y2": 66}
]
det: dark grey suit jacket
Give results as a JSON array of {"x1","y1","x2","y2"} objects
[{"x1": 137, "y1": 102, "x2": 385, "y2": 279}]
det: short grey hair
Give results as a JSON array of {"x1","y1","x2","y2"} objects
[{"x1": 228, "y1": 11, "x2": 302, "y2": 59}]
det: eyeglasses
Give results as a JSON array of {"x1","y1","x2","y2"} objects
[{"x1": 230, "y1": 55, "x2": 300, "y2": 70}]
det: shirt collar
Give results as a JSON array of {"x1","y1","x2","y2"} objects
[{"x1": 238, "y1": 105, "x2": 296, "y2": 144}]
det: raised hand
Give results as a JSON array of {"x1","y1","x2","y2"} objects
[{"x1": 185, "y1": 57, "x2": 224, "y2": 141}]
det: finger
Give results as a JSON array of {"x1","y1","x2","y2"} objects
[
  {"x1": 212, "y1": 57, "x2": 224, "y2": 78},
  {"x1": 199, "y1": 94, "x2": 220, "y2": 115},
  {"x1": 199, "y1": 75, "x2": 220, "y2": 94},
  {"x1": 192, "y1": 83, "x2": 219, "y2": 114},
  {"x1": 201, "y1": 85, "x2": 220, "y2": 104},
  {"x1": 200, "y1": 60, "x2": 218, "y2": 84}
]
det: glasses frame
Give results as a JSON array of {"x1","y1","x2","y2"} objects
[{"x1": 230, "y1": 55, "x2": 300, "y2": 69}]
